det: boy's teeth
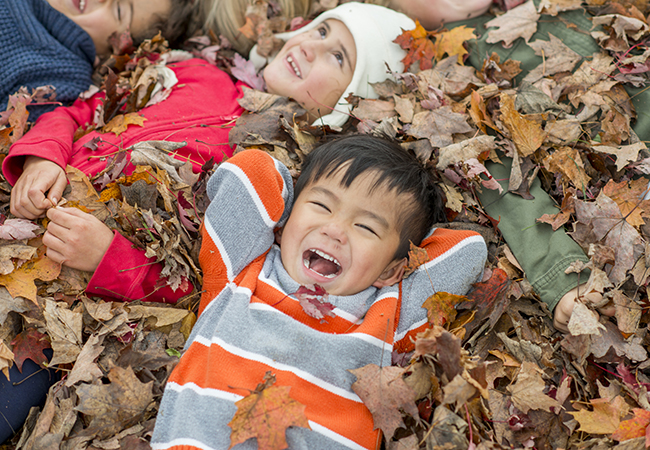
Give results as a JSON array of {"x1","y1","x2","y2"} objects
[
  {"x1": 286, "y1": 56, "x2": 301, "y2": 78},
  {"x1": 312, "y1": 249, "x2": 340, "y2": 266}
]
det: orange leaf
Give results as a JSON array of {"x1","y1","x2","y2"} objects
[
  {"x1": 394, "y1": 20, "x2": 437, "y2": 71},
  {"x1": 603, "y1": 178, "x2": 650, "y2": 228},
  {"x1": 568, "y1": 396, "x2": 629, "y2": 434},
  {"x1": 228, "y1": 373, "x2": 311, "y2": 450},
  {"x1": 499, "y1": 94, "x2": 545, "y2": 157},
  {"x1": 422, "y1": 291, "x2": 465, "y2": 327},
  {"x1": 403, "y1": 241, "x2": 430, "y2": 277},
  {"x1": 0, "y1": 248, "x2": 61, "y2": 303},
  {"x1": 103, "y1": 112, "x2": 147, "y2": 136},
  {"x1": 435, "y1": 26, "x2": 476, "y2": 63},
  {"x1": 612, "y1": 408, "x2": 650, "y2": 442}
]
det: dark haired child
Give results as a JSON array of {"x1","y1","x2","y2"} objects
[
  {"x1": 151, "y1": 135, "x2": 487, "y2": 450},
  {"x1": 0, "y1": 0, "x2": 198, "y2": 120}
]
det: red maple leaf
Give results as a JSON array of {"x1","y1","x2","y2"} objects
[
  {"x1": 11, "y1": 326, "x2": 51, "y2": 372},
  {"x1": 293, "y1": 284, "x2": 335, "y2": 321}
]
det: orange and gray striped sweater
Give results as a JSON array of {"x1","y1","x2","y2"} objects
[{"x1": 151, "y1": 150, "x2": 487, "y2": 450}]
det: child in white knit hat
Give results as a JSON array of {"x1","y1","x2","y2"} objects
[{"x1": 253, "y1": 2, "x2": 415, "y2": 127}]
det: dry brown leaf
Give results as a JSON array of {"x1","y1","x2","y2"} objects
[
  {"x1": 499, "y1": 94, "x2": 545, "y2": 157},
  {"x1": 485, "y1": 0, "x2": 540, "y2": 46},
  {"x1": 350, "y1": 364, "x2": 418, "y2": 439},
  {"x1": 506, "y1": 361, "x2": 561, "y2": 414},
  {"x1": 569, "y1": 396, "x2": 630, "y2": 434},
  {"x1": 523, "y1": 34, "x2": 582, "y2": 83},
  {"x1": 44, "y1": 299, "x2": 83, "y2": 366}
]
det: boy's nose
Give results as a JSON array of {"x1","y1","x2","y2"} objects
[{"x1": 320, "y1": 222, "x2": 347, "y2": 244}]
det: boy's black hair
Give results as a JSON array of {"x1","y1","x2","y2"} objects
[
  {"x1": 132, "y1": 0, "x2": 202, "y2": 49},
  {"x1": 294, "y1": 134, "x2": 446, "y2": 260}
]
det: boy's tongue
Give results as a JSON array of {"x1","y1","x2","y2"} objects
[{"x1": 306, "y1": 251, "x2": 340, "y2": 276}]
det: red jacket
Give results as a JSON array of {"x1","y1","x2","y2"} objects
[{"x1": 3, "y1": 58, "x2": 246, "y2": 303}]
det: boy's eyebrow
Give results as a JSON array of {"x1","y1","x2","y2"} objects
[{"x1": 323, "y1": 21, "x2": 353, "y2": 73}]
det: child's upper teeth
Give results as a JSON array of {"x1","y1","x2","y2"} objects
[
  {"x1": 287, "y1": 56, "x2": 301, "y2": 78},
  {"x1": 313, "y1": 249, "x2": 340, "y2": 266}
]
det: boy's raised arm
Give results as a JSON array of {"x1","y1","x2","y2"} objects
[{"x1": 198, "y1": 150, "x2": 293, "y2": 312}]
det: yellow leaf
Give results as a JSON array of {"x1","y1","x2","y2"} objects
[
  {"x1": 499, "y1": 94, "x2": 545, "y2": 157},
  {"x1": 435, "y1": 26, "x2": 477, "y2": 63},
  {"x1": 0, "y1": 248, "x2": 61, "y2": 302},
  {"x1": 103, "y1": 113, "x2": 147, "y2": 136}
]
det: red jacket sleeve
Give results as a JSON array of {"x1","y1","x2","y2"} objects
[
  {"x1": 85, "y1": 232, "x2": 191, "y2": 303},
  {"x1": 3, "y1": 95, "x2": 102, "y2": 185}
]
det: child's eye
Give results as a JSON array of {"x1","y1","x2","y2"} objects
[
  {"x1": 311, "y1": 202, "x2": 331, "y2": 212},
  {"x1": 334, "y1": 52, "x2": 344, "y2": 67},
  {"x1": 318, "y1": 26, "x2": 327, "y2": 39},
  {"x1": 356, "y1": 224, "x2": 377, "y2": 236}
]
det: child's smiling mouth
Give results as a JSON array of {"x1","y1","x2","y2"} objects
[
  {"x1": 286, "y1": 55, "x2": 302, "y2": 78},
  {"x1": 303, "y1": 249, "x2": 341, "y2": 279}
]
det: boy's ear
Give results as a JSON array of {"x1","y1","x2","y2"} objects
[
  {"x1": 274, "y1": 227, "x2": 284, "y2": 245},
  {"x1": 372, "y1": 257, "x2": 407, "y2": 289}
]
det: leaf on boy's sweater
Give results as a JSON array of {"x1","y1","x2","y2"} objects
[
  {"x1": 422, "y1": 292, "x2": 465, "y2": 327},
  {"x1": 0, "y1": 218, "x2": 40, "y2": 240},
  {"x1": 350, "y1": 364, "x2": 418, "y2": 439},
  {"x1": 404, "y1": 241, "x2": 429, "y2": 277},
  {"x1": 75, "y1": 366, "x2": 154, "y2": 440},
  {"x1": 10, "y1": 326, "x2": 50, "y2": 372},
  {"x1": 485, "y1": 0, "x2": 540, "y2": 47},
  {"x1": 293, "y1": 284, "x2": 335, "y2": 320},
  {"x1": 229, "y1": 372, "x2": 311, "y2": 450}
]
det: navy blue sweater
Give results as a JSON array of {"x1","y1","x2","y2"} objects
[{"x1": 1, "y1": 0, "x2": 95, "y2": 119}]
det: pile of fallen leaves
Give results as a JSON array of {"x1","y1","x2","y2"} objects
[{"x1": 2, "y1": 0, "x2": 650, "y2": 449}]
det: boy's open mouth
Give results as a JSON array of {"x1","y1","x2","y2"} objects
[{"x1": 303, "y1": 249, "x2": 341, "y2": 278}]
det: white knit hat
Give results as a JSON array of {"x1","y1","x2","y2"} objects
[{"x1": 251, "y1": 2, "x2": 415, "y2": 127}]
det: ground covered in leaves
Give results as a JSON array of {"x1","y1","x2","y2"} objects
[{"x1": 2, "y1": 0, "x2": 650, "y2": 449}]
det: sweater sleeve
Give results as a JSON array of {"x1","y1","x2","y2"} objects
[
  {"x1": 198, "y1": 150, "x2": 293, "y2": 314},
  {"x1": 84, "y1": 232, "x2": 191, "y2": 303},
  {"x1": 394, "y1": 228, "x2": 487, "y2": 353},
  {"x1": 478, "y1": 158, "x2": 590, "y2": 311},
  {"x1": 3, "y1": 95, "x2": 101, "y2": 185}
]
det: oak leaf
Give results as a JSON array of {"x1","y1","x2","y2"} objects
[
  {"x1": 228, "y1": 373, "x2": 311, "y2": 450},
  {"x1": 592, "y1": 142, "x2": 645, "y2": 172},
  {"x1": 11, "y1": 326, "x2": 51, "y2": 372},
  {"x1": 350, "y1": 364, "x2": 418, "y2": 439},
  {"x1": 569, "y1": 396, "x2": 630, "y2": 434},
  {"x1": 103, "y1": 112, "x2": 147, "y2": 136}
]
